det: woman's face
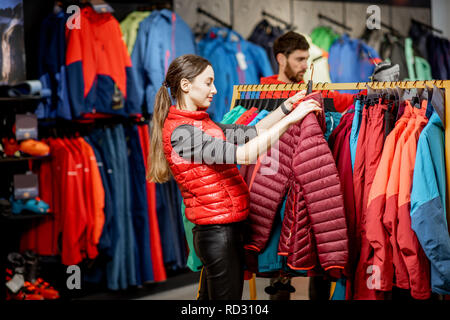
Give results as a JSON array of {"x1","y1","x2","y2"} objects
[{"x1": 185, "y1": 65, "x2": 217, "y2": 110}]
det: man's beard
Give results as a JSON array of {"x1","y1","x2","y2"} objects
[{"x1": 285, "y1": 62, "x2": 304, "y2": 83}]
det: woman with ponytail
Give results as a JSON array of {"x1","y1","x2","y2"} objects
[{"x1": 148, "y1": 54, "x2": 321, "y2": 300}]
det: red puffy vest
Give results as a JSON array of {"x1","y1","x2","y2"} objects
[{"x1": 162, "y1": 106, "x2": 250, "y2": 225}]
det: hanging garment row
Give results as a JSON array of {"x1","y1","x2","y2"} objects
[
  {"x1": 312, "y1": 18, "x2": 450, "y2": 84},
  {"x1": 223, "y1": 80, "x2": 450, "y2": 300},
  {"x1": 36, "y1": 6, "x2": 198, "y2": 120},
  {"x1": 350, "y1": 86, "x2": 448, "y2": 300},
  {"x1": 32, "y1": 6, "x2": 193, "y2": 290},
  {"x1": 18, "y1": 122, "x2": 191, "y2": 290}
]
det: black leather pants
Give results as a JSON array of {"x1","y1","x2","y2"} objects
[{"x1": 193, "y1": 222, "x2": 245, "y2": 300}]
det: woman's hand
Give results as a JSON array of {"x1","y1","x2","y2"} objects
[
  {"x1": 285, "y1": 99, "x2": 322, "y2": 125},
  {"x1": 282, "y1": 90, "x2": 307, "y2": 112}
]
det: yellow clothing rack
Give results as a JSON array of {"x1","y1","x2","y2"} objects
[{"x1": 230, "y1": 80, "x2": 450, "y2": 301}]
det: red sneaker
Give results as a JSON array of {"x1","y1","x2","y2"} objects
[
  {"x1": 33, "y1": 278, "x2": 60, "y2": 300},
  {"x1": 5, "y1": 276, "x2": 44, "y2": 301}
]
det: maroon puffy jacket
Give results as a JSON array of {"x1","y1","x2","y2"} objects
[{"x1": 244, "y1": 93, "x2": 349, "y2": 276}]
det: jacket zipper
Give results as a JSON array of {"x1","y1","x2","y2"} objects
[{"x1": 287, "y1": 189, "x2": 296, "y2": 246}]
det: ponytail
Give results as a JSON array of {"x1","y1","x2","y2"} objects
[{"x1": 147, "y1": 85, "x2": 172, "y2": 183}]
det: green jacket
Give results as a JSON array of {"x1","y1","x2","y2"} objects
[
  {"x1": 120, "y1": 11, "x2": 151, "y2": 55},
  {"x1": 310, "y1": 26, "x2": 339, "y2": 52},
  {"x1": 405, "y1": 37, "x2": 432, "y2": 81}
]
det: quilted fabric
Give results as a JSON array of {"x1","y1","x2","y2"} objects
[
  {"x1": 163, "y1": 106, "x2": 250, "y2": 225},
  {"x1": 245, "y1": 93, "x2": 348, "y2": 275}
]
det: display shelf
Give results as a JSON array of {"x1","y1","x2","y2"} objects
[
  {"x1": 0, "y1": 95, "x2": 44, "y2": 115},
  {"x1": 0, "y1": 210, "x2": 52, "y2": 221},
  {"x1": 0, "y1": 96, "x2": 44, "y2": 102},
  {"x1": 0, "y1": 155, "x2": 51, "y2": 164}
]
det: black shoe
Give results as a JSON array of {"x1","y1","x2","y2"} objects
[
  {"x1": 7, "y1": 252, "x2": 25, "y2": 275},
  {"x1": 264, "y1": 284, "x2": 278, "y2": 295},
  {"x1": 0, "y1": 198, "x2": 12, "y2": 217},
  {"x1": 23, "y1": 250, "x2": 39, "y2": 282}
]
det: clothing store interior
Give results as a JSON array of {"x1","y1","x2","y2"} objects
[{"x1": 1, "y1": 0, "x2": 450, "y2": 302}]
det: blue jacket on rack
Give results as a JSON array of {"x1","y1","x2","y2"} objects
[
  {"x1": 198, "y1": 27, "x2": 273, "y2": 122},
  {"x1": 328, "y1": 34, "x2": 381, "y2": 94},
  {"x1": 411, "y1": 111, "x2": 450, "y2": 295},
  {"x1": 35, "y1": 11, "x2": 72, "y2": 120},
  {"x1": 129, "y1": 9, "x2": 196, "y2": 114}
]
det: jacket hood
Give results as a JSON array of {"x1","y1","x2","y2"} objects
[{"x1": 167, "y1": 106, "x2": 210, "y2": 120}]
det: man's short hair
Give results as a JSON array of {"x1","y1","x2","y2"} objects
[{"x1": 273, "y1": 31, "x2": 310, "y2": 57}]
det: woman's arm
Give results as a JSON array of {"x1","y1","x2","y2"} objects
[
  {"x1": 254, "y1": 90, "x2": 307, "y2": 134},
  {"x1": 236, "y1": 98, "x2": 321, "y2": 165}
]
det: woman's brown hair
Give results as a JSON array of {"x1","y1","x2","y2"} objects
[{"x1": 148, "y1": 54, "x2": 212, "y2": 183}]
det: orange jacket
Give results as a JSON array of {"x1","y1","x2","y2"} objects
[
  {"x1": 396, "y1": 101, "x2": 431, "y2": 299},
  {"x1": 365, "y1": 103, "x2": 414, "y2": 291},
  {"x1": 367, "y1": 100, "x2": 431, "y2": 299}
]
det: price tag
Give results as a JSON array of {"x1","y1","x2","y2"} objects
[
  {"x1": 15, "y1": 114, "x2": 38, "y2": 141},
  {"x1": 6, "y1": 274, "x2": 24, "y2": 293},
  {"x1": 236, "y1": 52, "x2": 248, "y2": 71},
  {"x1": 14, "y1": 172, "x2": 39, "y2": 200}
]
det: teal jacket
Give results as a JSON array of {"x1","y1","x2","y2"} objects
[{"x1": 411, "y1": 110, "x2": 450, "y2": 294}]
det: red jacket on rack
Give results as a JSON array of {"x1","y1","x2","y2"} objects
[{"x1": 259, "y1": 75, "x2": 354, "y2": 112}]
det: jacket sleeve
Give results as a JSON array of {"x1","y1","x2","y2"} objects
[
  {"x1": 244, "y1": 129, "x2": 293, "y2": 252},
  {"x1": 65, "y1": 19, "x2": 87, "y2": 118},
  {"x1": 250, "y1": 44, "x2": 274, "y2": 77},
  {"x1": 397, "y1": 125, "x2": 431, "y2": 300},
  {"x1": 365, "y1": 129, "x2": 397, "y2": 291},
  {"x1": 128, "y1": 17, "x2": 151, "y2": 115},
  {"x1": 411, "y1": 126, "x2": 450, "y2": 294},
  {"x1": 144, "y1": 15, "x2": 164, "y2": 115},
  {"x1": 294, "y1": 113, "x2": 349, "y2": 274},
  {"x1": 205, "y1": 45, "x2": 231, "y2": 122}
]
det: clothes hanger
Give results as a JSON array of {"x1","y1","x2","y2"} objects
[
  {"x1": 257, "y1": 96, "x2": 264, "y2": 112},
  {"x1": 241, "y1": 86, "x2": 249, "y2": 108},
  {"x1": 250, "y1": 86, "x2": 259, "y2": 109},
  {"x1": 273, "y1": 84, "x2": 283, "y2": 112},
  {"x1": 89, "y1": 0, "x2": 114, "y2": 13},
  {"x1": 425, "y1": 82, "x2": 433, "y2": 101},
  {"x1": 321, "y1": 83, "x2": 337, "y2": 112},
  {"x1": 262, "y1": 96, "x2": 270, "y2": 111},
  {"x1": 234, "y1": 88, "x2": 244, "y2": 108},
  {"x1": 401, "y1": 85, "x2": 417, "y2": 106},
  {"x1": 410, "y1": 82, "x2": 421, "y2": 108},
  {"x1": 395, "y1": 82, "x2": 406, "y2": 104},
  {"x1": 366, "y1": 83, "x2": 377, "y2": 107},
  {"x1": 431, "y1": 83, "x2": 445, "y2": 124}
]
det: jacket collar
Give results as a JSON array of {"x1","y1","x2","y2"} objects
[
  {"x1": 260, "y1": 74, "x2": 304, "y2": 85},
  {"x1": 167, "y1": 105, "x2": 210, "y2": 120},
  {"x1": 159, "y1": 9, "x2": 175, "y2": 21}
]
